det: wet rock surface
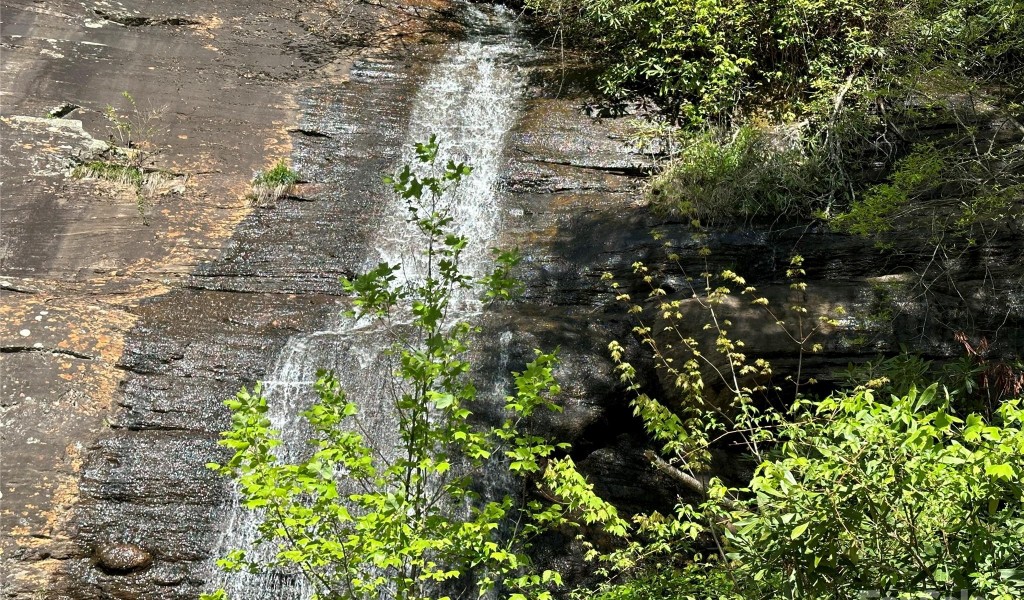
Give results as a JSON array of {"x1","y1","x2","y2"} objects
[
  {"x1": 3, "y1": 2, "x2": 1021, "y2": 599},
  {"x1": 45, "y1": 52, "x2": 440, "y2": 600},
  {"x1": 1, "y1": 0, "x2": 451, "y2": 596},
  {"x1": 94, "y1": 544, "x2": 152, "y2": 574}
]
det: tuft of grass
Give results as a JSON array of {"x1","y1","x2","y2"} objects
[
  {"x1": 250, "y1": 160, "x2": 300, "y2": 205},
  {"x1": 72, "y1": 159, "x2": 185, "y2": 225},
  {"x1": 73, "y1": 160, "x2": 145, "y2": 187},
  {"x1": 253, "y1": 160, "x2": 300, "y2": 188}
]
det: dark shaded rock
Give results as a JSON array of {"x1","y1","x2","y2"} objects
[
  {"x1": 46, "y1": 103, "x2": 80, "y2": 118},
  {"x1": 577, "y1": 434, "x2": 683, "y2": 514},
  {"x1": 94, "y1": 543, "x2": 152, "y2": 573}
]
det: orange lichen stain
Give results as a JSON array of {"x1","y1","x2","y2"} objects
[
  {"x1": 2, "y1": 57, "x2": 305, "y2": 579},
  {"x1": 188, "y1": 15, "x2": 223, "y2": 39}
]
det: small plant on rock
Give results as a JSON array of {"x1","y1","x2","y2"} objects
[
  {"x1": 71, "y1": 91, "x2": 178, "y2": 225},
  {"x1": 249, "y1": 159, "x2": 301, "y2": 206},
  {"x1": 102, "y1": 91, "x2": 166, "y2": 168}
]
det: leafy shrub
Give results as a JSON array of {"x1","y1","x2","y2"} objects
[
  {"x1": 731, "y1": 385, "x2": 1024, "y2": 598},
  {"x1": 527, "y1": 0, "x2": 895, "y2": 125},
  {"x1": 527, "y1": 0, "x2": 1023, "y2": 126},
  {"x1": 595, "y1": 252, "x2": 1024, "y2": 599},
  {"x1": 581, "y1": 564, "x2": 740, "y2": 600},
  {"x1": 646, "y1": 125, "x2": 821, "y2": 222}
]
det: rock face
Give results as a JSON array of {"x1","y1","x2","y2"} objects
[
  {"x1": 490, "y1": 57, "x2": 1024, "y2": 514},
  {"x1": 0, "y1": 0, "x2": 453, "y2": 597},
  {"x1": 3, "y1": 1, "x2": 1021, "y2": 599},
  {"x1": 94, "y1": 544, "x2": 152, "y2": 574},
  {"x1": 45, "y1": 51, "x2": 448, "y2": 600}
]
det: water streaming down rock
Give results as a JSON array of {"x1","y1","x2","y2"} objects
[{"x1": 208, "y1": 8, "x2": 529, "y2": 599}]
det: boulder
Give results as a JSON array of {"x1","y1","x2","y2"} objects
[{"x1": 94, "y1": 543, "x2": 152, "y2": 573}]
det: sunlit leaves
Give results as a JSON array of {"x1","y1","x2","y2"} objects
[
  {"x1": 206, "y1": 139, "x2": 598, "y2": 600},
  {"x1": 734, "y1": 385, "x2": 1024, "y2": 597}
]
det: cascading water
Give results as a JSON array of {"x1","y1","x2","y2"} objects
[{"x1": 208, "y1": 7, "x2": 529, "y2": 599}]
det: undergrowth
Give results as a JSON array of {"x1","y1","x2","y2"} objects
[{"x1": 646, "y1": 125, "x2": 823, "y2": 224}]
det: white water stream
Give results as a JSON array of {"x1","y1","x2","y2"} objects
[{"x1": 209, "y1": 8, "x2": 528, "y2": 599}]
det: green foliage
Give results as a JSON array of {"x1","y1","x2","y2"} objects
[
  {"x1": 591, "y1": 250, "x2": 1024, "y2": 600},
  {"x1": 529, "y1": 0, "x2": 1023, "y2": 230},
  {"x1": 841, "y1": 341, "x2": 1024, "y2": 416},
  {"x1": 582, "y1": 563, "x2": 740, "y2": 600},
  {"x1": 250, "y1": 160, "x2": 301, "y2": 206},
  {"x1": 204, "y1": 137, "x2": 623, "y2": 600},
  {"x1": 528, "y1": 0, "x2": 1022, "y2": 127},
  {"x1": 253, "y1": 160, "x2": 301, "y2": 188},
  {"x1": 731, "y1": 385, "x2": 1024, "y2": 598},
  {"x1": 834, "y1": 139, "x2": 1023, "y2": 245},
  {"x1": 604, "y1": 250, "x2": 838, "y2": 470},
  {"x1": 647, "y1": 125, "x2": 821, "y2": 222},
  {"x1": 70, "y1": 158, "x2": 175, "y2": 227},
  {"x1": 835, "y1": 145, "x2": 946, "y2": 237},
  {"x1": 72, "y1": 160, "x2": 144, "y2": 188},
  {"x1": 529, "y1": 0, "x2": 889, "y2": 125}
]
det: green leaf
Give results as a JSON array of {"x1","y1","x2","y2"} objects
[
  {"x1": 790, "y1": 522, "x2": 809, "y2": 540},
  {"x1": 986, "y1": 463, "x2": 1016, "y2": 480}
]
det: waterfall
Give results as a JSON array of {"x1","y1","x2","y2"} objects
[{"x1": 208, "y1": 7, "x2": 528, "y2": 599}]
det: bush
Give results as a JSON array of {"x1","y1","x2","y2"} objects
[
  {"x1": 596, "y1": 254, "x2": 1024, "y2": 599},
  {"x1": 731, "y1": 385, "x2": 1024, "y2": 598},
  {"x1": 526, "y1": 0, "x2": 1023, "y2": 127},
  {"x1": 646, "y1": 125, "x2": 821, "y2": 223},
  {"x1": 527, "y1": 0, "x2": 894, "y2": 125}
]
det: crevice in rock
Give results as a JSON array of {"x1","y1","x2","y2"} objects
[
  {"x1": 0, "y1": 346, "x2": 95, "y2": 360},
  {"x1": 46, "y1": 103, "x2": 80, "y2": 118},
  {"x1": 286, "y1": 127, "x2": 332, "y2": 138},
  {"x1": 525, "y1": 157, "x2": 653, "y2": 177},
  {"x1": 279, "y1": 193, "x2": 316, "y2": 202},
  {"x1": 108, "y1": 422, "x2": 196, "y2": 433},
  {"x1": 92, "y1": 10, "x2": 200, "y2": 27}
]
